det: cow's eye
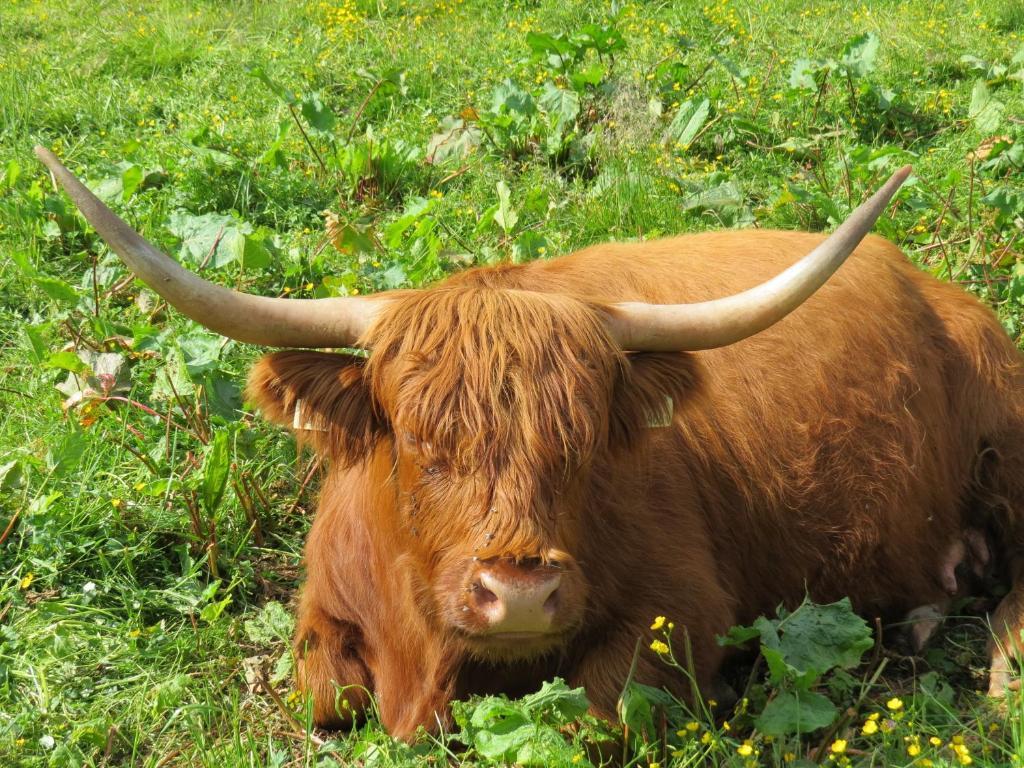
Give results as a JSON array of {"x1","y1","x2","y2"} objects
[{"x1": 422, "y1": 462, "x2": 445, "y2": 478}]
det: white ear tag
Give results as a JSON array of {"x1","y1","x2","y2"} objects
[
  {"x1": 292, "y1": 398, "x2": 327, "y2": 432},
  {"x1": 646, "y1": 396, "x2": 674, "y2": 428}
]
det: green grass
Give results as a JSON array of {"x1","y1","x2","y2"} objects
[{"x1": 1, "y1": 0, "x2": 1023, "y2": 765}]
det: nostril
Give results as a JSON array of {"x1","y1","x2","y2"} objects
[
  {"x1": 473, "y1": 581, "x2": 499, "y2": 608},
  {"x1": 542, "y1": 586, "x2": 560, "y2": 615}
]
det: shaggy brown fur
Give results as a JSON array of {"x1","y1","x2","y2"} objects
[{"x1": 247, "y1": 230, "x2": 1024, "y2": 739}]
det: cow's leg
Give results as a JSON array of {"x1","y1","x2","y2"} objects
[
  {"x1": 988, "y1": 556, "x2": 1024, "y2": 696},
  {"x1": 905, "y1": 603, "x2": 948, "y2": 653},
  {"x1": 293, "y1": 598, "x2": 373, "y2": 728},
  {"x1": 907, "y1": 529, "x2": 995, "y2": 652},
  {"x1": 984, "y1": 424, "x2": 1024, "y2": 695},
  {"x1": 571, "y1": 625, "x2": 727, "y2": 722}
]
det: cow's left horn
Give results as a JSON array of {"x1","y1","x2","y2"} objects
[
  {"x1": 607, "y1": 165, "x2": 912, "y2": 351},
  {"x1": 34, "y1": 146, "x2": 385, "y2": 348}
]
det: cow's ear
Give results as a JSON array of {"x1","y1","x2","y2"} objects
[
  {"x1": 610, "y1": 352, "x2": 699, "y2": 450},
  {"x1": 247, "y1": 350, "x2": 388, "y2": 465}
]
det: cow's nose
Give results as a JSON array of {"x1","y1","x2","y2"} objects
[{"x1": 470, "y1": 564, "x2": 562, "y2": 634}]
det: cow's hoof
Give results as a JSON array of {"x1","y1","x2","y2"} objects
[{"x1": 905, "y1": 604, "x2": 945, "y2": 653}]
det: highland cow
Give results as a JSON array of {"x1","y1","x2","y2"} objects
[{"x1": 36, "y1": 147, "x2": 1024, "y2": 739}]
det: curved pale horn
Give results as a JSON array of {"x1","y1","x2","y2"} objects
[
  {"x1": 608, "y1": 165, "x2": 912, "y2": 351},
  {"x1": 34, "y1": 146, "x2": 384, "y2": 348}
]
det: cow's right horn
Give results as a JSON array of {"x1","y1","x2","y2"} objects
[
  {"x1": 607, "y1": 165, "x2": 911, "y2": 352},
  {"x1": 35, "y1": 146, "x2": 385, "y2": 348}
]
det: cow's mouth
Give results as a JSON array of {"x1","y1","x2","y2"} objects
[{"x1": 458, "y1": 627, "x2": 571, "y2": 661}]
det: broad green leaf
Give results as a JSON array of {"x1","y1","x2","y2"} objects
[
  {"x1": 244, "y1": 601, "x2": 295, "y2": 644},
  {"x1": 525, "y1": 31, "x2": 576, "y2": 58},
  {"x1": 177, "y1": 333, "x2": 226, "y2": 376},
  {"x1": 168, "y1": 210, "x2": 249, "y2": 269},
  {"x1": 3, "y1": 159, "x2": 21, "y2": 189},
  {"x1": 718, "y1": 624, "x2": 762, "y2": 647},
  {"x1": 472, "y1": 711, "x2": 532, "y2": 760},
  {"x1": 754, "y1": 598, "x2": 873, "y2": 687},
  {"x1": 45, "y1": 351, "x2": 90, "y2": 374},
  {"x1": 569, "y1": 63, "x2": 605, "y2": 90},
  {"x1": 299, "y1": 93, "x2": 336, "y2": 134},
  {"x1": 980, "y1": 187, "x2": 1023, "y2": 228},
  {"x1": 47, "y1": 429, "x2": 88, "y2": 477},
  {"x1": 493, "y1": 181, "x2": 518, "y2": 235},
  {"x1": 200, "y1": 595, "x2": 232, "y2": 624},
  {"x1": 35, "y1": 276, "x2": 79, "y2": 305},
  {"x1": 10, "y1": 250, "x2": 37, "y2": 276},
  {"x1": 260, "y1": 119, "x2": 291, "y2": 168},
  {"x1": 23, "y1": 325, "x2": 47, "y2": 364},
  {"x1": 538, "y1": 83, "x2": 580, "y2": 135},
  {"x1": 578, "y1": 23, "x2": 626, "y2": 56},
  {"x1": 121, "y1": 163, "x2": 143, "y2": 201},
  {"x1": 200, "y1": 371, "x2": 242, "y2": 420},
  {"x1": 969, "y1": 79, "x2": 1005, "y2": 132},
  {"x1": 426, "y1": 116, "x2": 481, "y2": 164},
  {"x1": 491, "y1": 80, "x2": 536, "y2": 117},
  {"x1": 381, "y1": 263, "x2": 408, "y2": 289},
  {"x1": 242, "y1": 233, "x2": 272, "y2": 270},
  {"x1": 1009, "y1": 262, "x2": 1024, "y2": 305},
  {"x1": 0, "y1": 459, "x2": 24, "y2": 492},
  {"x1": 839, "y1": 32, "x2": 880, "y2": 78},
  {"x1": 201, "y1": 428, "x2": 231, "y2": 515},
  {"x1": 151, "y1": 344, "x2": 196, "y2": 401},
  {"x1": 247, "y1": 64, "x2": 297, "y2": 105},
  {"x1": 714, "y1": 53, "x2": 749, "y2": 83},
  {"x1": 521, "y1": 678, "x2": 588, "y2": 721},
  {"x1": 789, "y1": 59, "x2": 819, "y2": 91},
  {"x1": 384, "y1": 197, "x2": 434, "y2": 248},
  {"x1": 681, "y1": 180, "x2": 744, "y2": 212},
  {"x1": 522, "y1": 186, "x2": 550, "y2": 218},
  {"x1": 755, "y1": 689, "x2": 837, "y2": 735},
  {"x1": 512, "y1": 231, "x2": 549, "y2": 263},
  {"x1": 666, "y1": 98, "x2": 710, "y2": 148},
  {"x1": 329, "y1": 220, "x2": 376, "y2": 255}
]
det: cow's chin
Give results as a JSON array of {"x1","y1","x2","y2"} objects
[{"x1": 459, "y1": 628, "x2": 573, "y2": 663}]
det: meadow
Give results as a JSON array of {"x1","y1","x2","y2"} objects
[{"x1": 1, "y1": 0, "x2": 1023, "y2": 765}]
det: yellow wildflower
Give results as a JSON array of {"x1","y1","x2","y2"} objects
[
  {"x1": 929, "y1": 737, "x2": 943, "y2": 746},
  {"x1": 830, "y1": 739, "x2": 847, "y2": 755},
  {"x1": 887, "y1": 697, "x2": 904, "y2": 711},
  {"x1": 862, "y1": 719, "x2": 878, "y2": 735},
  {"x1": 908, "y1": 743, "x2": 921, "y2": 757},
  {"x1": 651, "y1": 616, "x2": 666, "y2": 630},
  {"x1": 19, "y1": 573, "x2": 34, "y2": 590},
  {"x1": 650, "y1": 640, "x2": 670, "y2": 655},
  {"x1": 737, "y1": 741, "x2": 754, "y2": 757}
]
